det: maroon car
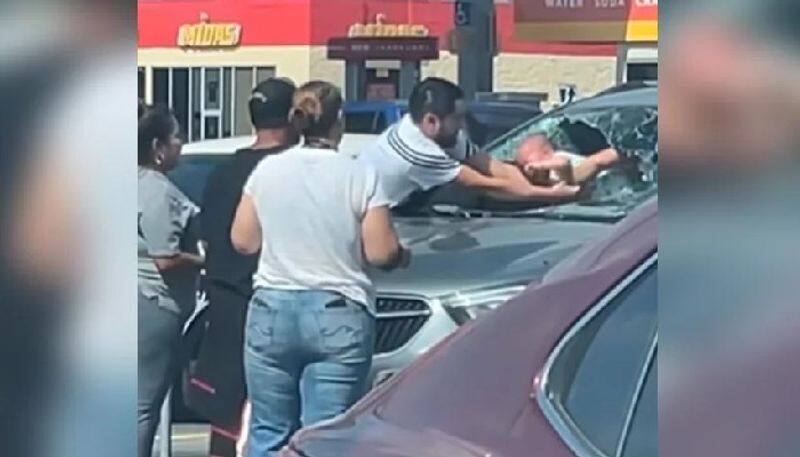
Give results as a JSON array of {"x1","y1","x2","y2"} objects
[{"x1": 279, "y1": 199, "x2": 658, "y2": 457}]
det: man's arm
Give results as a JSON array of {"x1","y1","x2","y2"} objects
[
  {"x1": 571, "y1": 147, "x2": 620, "y2": 184},
  {"x1": 231, "y1": 194, "x2": 262, "y2": 255},
  {"x1": 458, "y1": 153, "x2": 579, "y2": 200}
]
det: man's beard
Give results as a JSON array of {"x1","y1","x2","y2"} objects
[{"x1": 435, "y1": 131, "x2": 458, "y2": 149}]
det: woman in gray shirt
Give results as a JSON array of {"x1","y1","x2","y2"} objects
[{"x1": 137, "y1": 103, "x2": 203, "y2": 457}]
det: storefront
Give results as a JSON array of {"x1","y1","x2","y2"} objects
[
  {"x1": 138, "y1": 0, "x2": 622, "y2": 142},
  {"x1": 327, "y1": 15, "x2": 440, "y2": 101},
  {"x1": 514, "y1": 0, "x2": 658, "y2": 84},
  {"x1": 138, "y1": 2, "x2": 315, "y2": 142}
]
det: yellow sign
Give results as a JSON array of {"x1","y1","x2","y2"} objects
[
  {"x1": 178, "y1": 13, "x2": 242, "y2": 48},
  {"x1": 348, "y1": 14, "x2": 429, "y2": 38}
]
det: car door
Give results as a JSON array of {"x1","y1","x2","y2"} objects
[{"x1": 537, "y1": 254, "x2": 658, "y2": 457}]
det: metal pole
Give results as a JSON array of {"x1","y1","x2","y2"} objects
[
  {"x1": 157, "y1": 390, "x2": 172, "y2": 457},
  {"x1": 455, "y1": 0, "x2": 495, "y2": 99}
]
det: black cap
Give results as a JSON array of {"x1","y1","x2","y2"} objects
[{"x1": 249, "y1": 77, "x2": 296, "y2": 129}]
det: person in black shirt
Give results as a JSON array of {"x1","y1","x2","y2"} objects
[{"x1": 189, "y1": 77, "x2": 298, "y2": 457}]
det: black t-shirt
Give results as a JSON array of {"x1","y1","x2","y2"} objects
[{"x1": 201, "y1": 146, "x2": 290, "y2": 297}]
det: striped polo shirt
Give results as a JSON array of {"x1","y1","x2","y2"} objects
[{"x1": 358, "y1": 114, "x2": 478, "y2": 207}]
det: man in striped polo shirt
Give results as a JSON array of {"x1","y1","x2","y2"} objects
[{"x1": 358, "y1": 77, "x2": 579, "y2": 208}]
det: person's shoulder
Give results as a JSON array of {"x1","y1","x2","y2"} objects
[
  {"x1": 162, "y1": 176, "x2": 193, "y2": 205},
  {"x1": 249, "y1": 145, "x2": 296, "y2": 174},
  {"x1": 141, "y1": 169, "x2": 194, "y2": 209},
  {"x1": 139, "y1": 167, "x2": 173, "y2": 191}
]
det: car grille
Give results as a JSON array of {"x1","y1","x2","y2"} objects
[{"x1": 374, "y1": 297, "x2": 431, "y2": 354}]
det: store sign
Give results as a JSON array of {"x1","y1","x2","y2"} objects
[
  {"x1": 328, "y1": 37, "x2": 439, "y2": 61},
  {"x1": 178, "y1": 13, "x2": 242, "y2": 48},
  {"x1": 348, "y1": 14, "x2": 430, "y2": 38},
  {"x1": 514, "y1": 0, "x2": 658, "y2": 42}
]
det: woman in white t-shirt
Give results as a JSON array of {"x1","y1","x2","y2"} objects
[{"x1": 230, "y1": 81, "x2": 410, "y2": 457}]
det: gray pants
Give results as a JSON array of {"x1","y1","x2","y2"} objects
[{"x1": 138, "y1": 292, "x2": 181, "y2": 457}]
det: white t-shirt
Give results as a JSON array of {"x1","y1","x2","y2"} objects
[
  {"x1": 358, "y1": 114, "x2": 478, "y2": 207},
  {"x1": 243, "y1": 145, "x2": 390, "y2": 314}
]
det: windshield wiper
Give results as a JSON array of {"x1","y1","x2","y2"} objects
[
  {"x1": 431, "y1": 204, "x2": 494, "y2": 218},
  {"x1": 484, "y1": 203, "x2": 629, "y2": 222},
  {"x1": 431, "y1": 203, "x2": 626, "y2": 222}
]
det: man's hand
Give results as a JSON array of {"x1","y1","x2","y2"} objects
[
  {"x1": 459, "y1": 153, "x2": 580, "y2": 202},
  {"x1": 522, "y1": 155, "x2": 571, "y2": 175},
  {"x1": 397, "y1": 246, "x2": 412, "y2": 269},
  {"x1": 545, "y1": 181, "x2": 581, "y2": 198},
  {"x1": 523, "y1": 155, "x2": 574, "y2": 185}
]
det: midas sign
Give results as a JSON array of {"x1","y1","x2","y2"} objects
[
  {"x1": 348, "y1": 14, "x2": 429, "y2": 38},
  {"x1": 178, "y1": 21, "x2": 242, "y2": 48}
]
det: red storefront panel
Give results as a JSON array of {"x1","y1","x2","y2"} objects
[
  {"x1": 138, "y1": 0, "x2": 615, "y2": 56},
  {"x1": 514, "y1": 0, "x2": 658, "y2": 42}
]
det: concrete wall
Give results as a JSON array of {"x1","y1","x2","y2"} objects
[
  {"x1": 422, "y1": 50, "x2": 616, "y2": 106},
  {"x1": 495, "y1": 52, "x2": 617, "y2": 105},
  {"x1": 309, "y1": 46, "x2": 345, "y2": 89}
]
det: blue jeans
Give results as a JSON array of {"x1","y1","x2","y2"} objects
[{"x1": 243, "y1": 288, "x2": 375, "y2": 457}]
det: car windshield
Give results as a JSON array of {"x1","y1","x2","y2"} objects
[{"x1": 394, "y1": 96, "x2": 658, "y2": 222}]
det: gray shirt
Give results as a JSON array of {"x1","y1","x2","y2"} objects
[{"x1": 138, "y1": 166, "x2": 200, "y2": 315}]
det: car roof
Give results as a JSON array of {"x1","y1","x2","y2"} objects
[
  {"x1": 565, "y1": 85, "x2": 657, "y2": 111},
  {"x1": 181, "y1": 133, "x2": 379, "y2": 155}
]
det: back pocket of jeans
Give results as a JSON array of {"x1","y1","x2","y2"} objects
[
  {"x1": 245, "y1": 296, "x2": 278, "y2": 356},
  {"x1": 318, "y1": 299, "x2": 367, "y2": 352}
]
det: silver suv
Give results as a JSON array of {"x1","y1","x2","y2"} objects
[{"x1": 364, "y1": 84, "x2": 657, "y2": 387}]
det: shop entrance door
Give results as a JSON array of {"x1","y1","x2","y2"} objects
[{"x1": 200, "y1": 68, "x2": 223, "y2": 139}]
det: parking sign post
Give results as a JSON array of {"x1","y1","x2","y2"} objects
[{"x1": 455, "y1": 0, "x2": 494, "y2": 99}]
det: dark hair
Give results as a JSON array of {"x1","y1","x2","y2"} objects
[
  {"x1": 138, "y1": 103, "x2": 178, "y2": 166},
  {"x1": 249, "y1": 78, "x2": 296, "y2": 130},
  {"x1": 408, "y1": 77, "x2": 464, "y2": 123},
  {"x1": 289, "y1": 81, "x2": 343, "y2": 140}
]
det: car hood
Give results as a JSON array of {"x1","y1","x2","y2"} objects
[
  {"x1": 288, "y1": 411, "x2": 505, "y2": 457},
  {"x1": 370, "y1": 216, "x2": 611, "y2": 295}
]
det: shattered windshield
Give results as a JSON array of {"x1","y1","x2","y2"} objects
[
  {"x1": 488, "y1": 103, "x2": 658, "y2": 214},
  {"x1": 393, "y1": 95, "x2": 658, "y2": 221}
]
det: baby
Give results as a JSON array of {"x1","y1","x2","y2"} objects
[{"x1": 515, "y1": 133, "x2": 620, "y2": 187}]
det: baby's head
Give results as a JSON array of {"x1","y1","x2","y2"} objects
[{"x1": 515, "y1": 134, "x2": 555, "y2": 167}]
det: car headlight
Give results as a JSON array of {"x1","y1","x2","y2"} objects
[{"x1": 442, "y1": 285, "x2": 527, "y2": 325}]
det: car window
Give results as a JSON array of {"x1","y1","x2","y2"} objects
[
  {"x1": 345, "y1": 112, "x2": 379, "y2": 134},
  {"x1": 544, "y1": 262, "x2": 657, "y2": 456},
  {"x1": 621, "y1": 353, "x2": 657, "y2": 457}
]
